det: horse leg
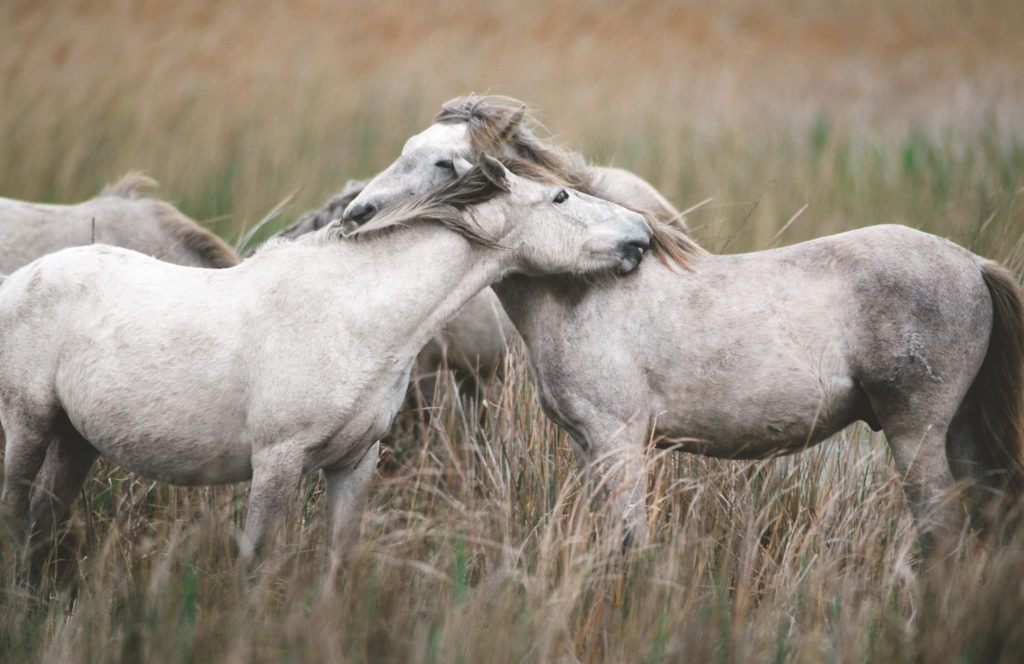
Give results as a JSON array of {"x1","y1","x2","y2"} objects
[
  {"x1": 322, "y1": 441, "x2": 379, "y2": 587},
  {"x1": 946, "y1": 387, "x2": 1024, "y2": 533},
  {"x1": 24, "y1": 427, "x2": 99, "y2": 585},
  {"x1": 884, "y1": 423, "x2": 964, "y2": 554},
  {"x1": 1, "y1": 422, "x2": 55, "y2": 583},
  {"x1": 945, "y1": 395, "x2": 997, "y2": 525},
  {"x1": 239, "y1": 446, "x2": 304, "y2": 574},
  {"x1": 574, "y1": 418, "x2": 650, "y2": 549}
]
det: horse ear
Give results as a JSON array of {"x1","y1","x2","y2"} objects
[
  {"x1": 496, "y1": 105, "x2": 526, "y2": 145},
  {"x1": 478, "y1": 153, "x2": 510, "y2": 191}
]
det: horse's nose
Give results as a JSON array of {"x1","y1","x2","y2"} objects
[
  {"x1": 616, "y1": 238, "x2": 650, "y2": 274},
  {"x1": 345, "y1": 202, "x2": 378, "y2": 224}
]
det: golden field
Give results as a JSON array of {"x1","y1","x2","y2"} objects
[
  {"x1": 3, "y1": 0, "x2": 1023, "y2": 249},
  {"x1": 2, "y1": 1, "x2": 1024, "y2": 662}
]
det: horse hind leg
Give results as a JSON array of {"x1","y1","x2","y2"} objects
[
  {"x1": 884, "y1": 422, "x2": 965, "y2": 555},
  {"x1": 25, "y1": 423, "x2": 99, "y2": 586},
  {"x1": 2, "y1": 412, "x2": 95, "y2": 585}
]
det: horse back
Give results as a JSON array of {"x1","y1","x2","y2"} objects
[{"x1": 0, "y1": 185, "x2": 238, "y2": 274}]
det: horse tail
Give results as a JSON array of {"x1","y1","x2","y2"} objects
[{"x1": 972, "y1": 261, "x2": 1024, "y2": 501}]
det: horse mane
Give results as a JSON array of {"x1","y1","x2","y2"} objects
[
  {"x1": 285, "y1": 163, "x2": 511, "y2": 250},
  {"x1": 100, "y1": 171, "x2": 160, "y2": 199},
  {"x1": 436, "y1": 95, "x2": 591, "y2": 190},
  {"x1": 153, "y1": 201, "x2": 240, "y2": 267},
  {"x1": 278, "y1": 178, "x2": 370, "y2": 240},
  {"x1": 101, "y1": 172, "x2": 239, "y2": 268},
  {"x1": 435, "y1": 95, "x2": 704, "y2": 268}
]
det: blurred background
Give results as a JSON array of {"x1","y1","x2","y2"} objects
[{"x1": 2, "y1": 0, "x2": 1023, "y2": 254}]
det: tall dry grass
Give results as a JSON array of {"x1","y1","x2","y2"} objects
[
  {"x1": 4, "y1": 350, "x2": 1024, "y2": 663},
  {"x1": 2, "y1": 1, "x2": 1023, "y2": 246},
  {"x1": 3, "y1": 1, "x2": 1024, "y2": 662}
]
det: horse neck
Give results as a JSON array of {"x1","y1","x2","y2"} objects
[
  {"x1": 491, "y1": 273, "x2": 592, "y2": 347},
  {"x1": 324, "y1": 226, "x2": 507, "y2": 359}
]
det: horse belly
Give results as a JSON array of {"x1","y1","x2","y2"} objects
[
  {"x1": 97, "y1": 435, "x2": 254, "y2": 486},
  {"x1": 654, "y1": 373, "x2": 863, "y2": 459},
  {"x1": 57, "y1": 372, "x2": 254, "y2": 485}
]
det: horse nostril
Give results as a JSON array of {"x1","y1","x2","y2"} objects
[
  {"x1": 617, "y1": 238, "x2": 649, "y2": 274},
  {"x1": 345, "y1": 203, "x2": 378, "y2": 224},
  {"x1": 626, "y1": 238, "x2": 650, "y2": 259}
]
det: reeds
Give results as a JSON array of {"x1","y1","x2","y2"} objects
[{"x1": 3, "y1": 344, "x2": 1024, "y2": 662}]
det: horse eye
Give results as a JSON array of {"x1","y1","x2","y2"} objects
[
  {"x1": 553, "y1": 189, "x2": 569, "y2": 204},
  {"x1": 435, "y1": 159, "x2": 454, "y2": 170}
]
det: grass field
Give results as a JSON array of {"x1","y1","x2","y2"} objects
[{"x1": 2, "y1": 1, "x2": 1024, "y2": 662}]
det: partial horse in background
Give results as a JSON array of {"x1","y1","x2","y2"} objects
[{"x1": 0, "y1": 172, "x2": 238, "y2": 272}]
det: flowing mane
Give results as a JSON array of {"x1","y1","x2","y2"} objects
[
  {"x1": 435, "y1": 95, "x2": 703, "y2": 268},
  {"x1": 100, "y1": 172, "x2": 239, "y2": 268},
  {"x1": 278, "y1": 178, "x2": 370, "y2": 240},
  {"x1": 281, "y1": 162, "x2": 511, "y2": 250}
]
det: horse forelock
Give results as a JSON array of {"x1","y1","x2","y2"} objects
[
  {"x1": 436, "y1": 95, "x2": 590, "y2": 190},
  {"x1": 435, "y1": 96, "x2": 699, "y2": 267},
  {"x1": 340, "y1": 164, "x2": 512, "y2": 248}
]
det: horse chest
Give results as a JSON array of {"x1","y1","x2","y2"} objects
[{"x1": 318, "y1": 363, "x2": 412, "y2": 464}]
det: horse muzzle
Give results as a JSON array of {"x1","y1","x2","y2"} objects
[{"x1": 617, "y1": 238, "x2": 650, "y2": 274}]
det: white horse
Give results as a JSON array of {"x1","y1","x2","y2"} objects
[
  {"x1": 278, "y1": 177, "x2": 516, "y2": 401},
  {"x1": 0, "y1": 155, "x2": 652, "y2": 582},
  {"x1": 0, "y1": 172, "x2": 238, "y2": 273},
  {"x1": 494, "y1": 225, "x2": 1024, "y2": 549},
  {"x1": 338, "y1": 101, "x2": 1024, "y2": 551}
]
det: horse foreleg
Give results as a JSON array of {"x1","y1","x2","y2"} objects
[
  {"x1": 574, "y1": 421, "x2": 651, "y2": 550},
  {"x1": 322, "y1": 441, "x2": 379, "y2": 588},
  {"x1": 239, "y1": 446, "x2": 304, "y2": 574}
]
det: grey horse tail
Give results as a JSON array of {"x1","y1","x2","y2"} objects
[{"x1": 975, "y1": 261, "x2": 1024, "y2": 502}]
